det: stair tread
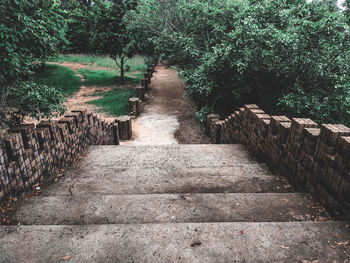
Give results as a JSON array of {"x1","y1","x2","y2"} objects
[
  {"x1": 12, "y1": 193, "x2": 329, "y2": 225},
  {"x1": 83, "y1": 145, "x2": 261, "y2": 168},
  {"x1": 1, "y1": 222, "x2": 349, "y2": 263},
  {"x1": 42, "y1": 167, "x2": 292, "y2": 196}
]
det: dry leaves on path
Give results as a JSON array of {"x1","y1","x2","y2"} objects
[{"x1": 61, "y1": 255, "x2": 72, "y2": 261}]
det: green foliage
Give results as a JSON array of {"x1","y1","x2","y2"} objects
[
  {"x1": 91, "y1": 0, "x2": 139, "y2": 83},
  {"x1": 59, "y1": 1, "x2": 95, "y2": 53},
  {"x1": 129, "y1": 0, "x2": 350, "y2": 125},
  {"x1": 88, "y1": 88, "x2": 137, "y2": 116},
  {"x1": 126, "y1": 56, "x2": 148, "y2": 72},
  {"x1": 59, "y1": 0, "x2": 147, "y2": 83},
  {"x1": 0, "y1": 0, "x2": 66, "y2": 127},
  {"x1": 0, "y1": 0, "x2": 65, "y2": 85},
  {"x1": 195, "y1": 106, "x2": 211, "y2": 124},
  {"x1": 31, "y1": 64, "x2": 81, "y2": 96},
  {"x1": 3, "y1": 82, "x2": 65, "y2": 126}
]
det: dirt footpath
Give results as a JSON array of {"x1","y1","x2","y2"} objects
[{"x1": 124, "y1": 63, "x2": 209, "y2": 145}]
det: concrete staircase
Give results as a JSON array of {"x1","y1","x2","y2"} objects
[{"x1": 1, "y1": 145, "x2": 349, "y2": 262}]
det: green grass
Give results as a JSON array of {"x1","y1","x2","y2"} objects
[
  {"x1": 51, "y1": 55, "x2": 148, "y2": 72},
  {"x1": 78, "y1": 68, "x2": 145, "y2": 86},
  {"x1": 31, "y1": 64, "x2": 81, "y2": 96},
  {"x1": 88, "y1": 88, "x2": 137, "y2": 116}
]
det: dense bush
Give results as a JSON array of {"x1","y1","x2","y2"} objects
[
  {"x1": 129, "y1": 0, "x2": 350, "y2": 125},
  {"x1": 0, "y1": 0, "x2": 66, "y2": 127}
]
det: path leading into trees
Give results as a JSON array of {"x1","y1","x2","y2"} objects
[
  {"x1": 124, "y1": 63, "x2": 209, "y2": 145},
  {"x1": 2, "y1": 64, "x2": 350, "y2": 263}
]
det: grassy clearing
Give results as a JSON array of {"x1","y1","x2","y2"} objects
[
  {"x1": 52, "y1": 55, "x2": 148, "y2": 72},
  {"x1": 78, "y1": 68, "x2": 145, "y2": 86},
  {"x1": 31, "y1": 64, "x2": 81, "y2": 96},
  {"x1": 88, "y1": 88, "x2": 137, "y2": 116}
]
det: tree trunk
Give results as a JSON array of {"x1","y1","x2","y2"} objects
[{"x1": 120, "y1": 56, "x2": 125, "y2": 85}]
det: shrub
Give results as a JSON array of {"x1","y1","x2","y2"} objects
[{"x1": 129, "y1": 0, "x2": 350, "y2": 125}]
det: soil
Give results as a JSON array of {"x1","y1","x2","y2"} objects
[
  {"x1": 49, "y1": 61, "x2": 116, "y2": 72},
  {"x1": 124, "y1": 63, "x2": 209, "y2": 145}
]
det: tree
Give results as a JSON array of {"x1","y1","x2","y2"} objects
[
  {"x1": 92, "y1": 0, "x2": 138, "y2": 84},
  {"x1": 128, "y1": 0, "x2": 350, "y2": 125},
  {"x1": 0, "y1": 0, "x2": 66, "y2": 127},
  {"x1": 59, "y1": 0, "x2": 96, "y2": 53}
]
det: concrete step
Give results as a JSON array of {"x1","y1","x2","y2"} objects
[
  {"x1": 11, "y1": 193, "x2": 329, "y2": 225},
  {"x1": 1, "y1": 222, "x2": 349, "y2": 263},
  {"x1": 41, "y1": 166, "x2": 292, "y2": 196},
  {"x1": 82, "y1": 145, "x2": 261, "y2": 169}
]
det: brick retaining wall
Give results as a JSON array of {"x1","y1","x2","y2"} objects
[
  {"x1": 0, "y1": 110, "x2": 119, "y2": 201},
  {"x1": 207, "y1": 104, "x2": 350, "y2": 219}
]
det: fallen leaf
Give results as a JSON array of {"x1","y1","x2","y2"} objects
[
  {"x1": 332, "y1": 234, "x2": 342, "y2": 239},
  {"x1": 292, "y1": 215, "x2": 305, "y2": 221},
  {"x1": 337, "y1": 241, "x2": 349, "y2": 246},
  {"x1": 317, "y1": 216, "x2": 328, "y2": 222},
  {"x1": 61, "y1": 255, "x2": 72, "y2": 261},
  {"x1": 331, "y1": 245, "x2": 337, "y2": 249},
  {"x1": 238, "y1": 230, "x2": 244, "y2": 236}
]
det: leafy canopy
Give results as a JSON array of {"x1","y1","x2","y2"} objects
[
  {"x1": 0, "y1": 0, "x2": 66, "y2": 126},
  {"x1": 129, "y1": 0, "x2": 350, "y2": 125}
]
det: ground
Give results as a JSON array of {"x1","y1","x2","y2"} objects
[
  {"x1": 51, "y1": 59, "x2": 209, "y2": 144},
  {"x1": 124, "y1": 63, "x2": 210, "y2": 145}
]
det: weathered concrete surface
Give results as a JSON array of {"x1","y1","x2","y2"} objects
[
  {"x1": 2, "y1": 144, "x2": 349, "y2": 262},
  {"x1": 40, "y1": 171, "x2": 292, "y2": 196},
  {"x1": 11, "y1": 193, "x2": 327, "y2": 225},
  {"x1": 1, "y1": 222, "x2": 349, "y2": 263},
  {"x1": 126, "y1": 114, "x2": 179, "y2": 145},
  {"x1": 81, "y1": 145, "x2": 259, "y2": 168}
]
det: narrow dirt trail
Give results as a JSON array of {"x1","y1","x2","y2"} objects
[{"x1": 123, "y1": 64, "x2": 209, "y2": 145}]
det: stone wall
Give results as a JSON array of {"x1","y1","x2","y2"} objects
[
  {"x1": 207, "y1": 104, "x2": 350, "y2": 219},
  {"x1": 0, "y1": 110, "x2": 119, "y2": 201}
]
